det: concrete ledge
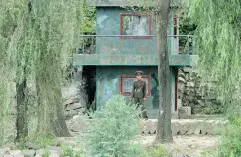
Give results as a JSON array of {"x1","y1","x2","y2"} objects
[
  {"x1": 73, "y1": 54, "x2": 198, "y2": 67},
  {"x1": 87, "y1": 0, "x2": 185, "y2": 7},
  {"x1": 68, "y1": 117, "x2": 227, "y2": 136},
  {"x1": 140, "y1": 119, "x2": 228, "y2": 135}
]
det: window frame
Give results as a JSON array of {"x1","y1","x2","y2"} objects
[
  {"x1": 120, "y1": 13, "x2": 152, "y2": 40},
  {"x1": 119, "y1": 75, "x2": 151, "y2": 96}
]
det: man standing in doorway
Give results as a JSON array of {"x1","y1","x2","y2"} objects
[{"x1": 131, "y1": 71, "x2": 148, "y2": 119}]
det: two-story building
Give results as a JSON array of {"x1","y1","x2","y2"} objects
[{"x1": 73, "y1": 0, "x2": 198, "y2": 119}]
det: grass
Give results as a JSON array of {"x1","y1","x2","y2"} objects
[
  {"x1": 61, "y1": 145, "x2": 83, "y2": 157},
  {"x1": 142, "y1": 146, "x2": 172, "y2": 157}
]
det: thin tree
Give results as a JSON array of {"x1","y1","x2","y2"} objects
[
  {"x1": 155, "y1": 0, "x2": 173, "y2": 143},
  {"x1": 126, "y1": 0, "x2": 173, "y2": 143}
]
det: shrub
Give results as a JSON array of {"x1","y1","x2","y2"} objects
[
  {"x1": 219, "y1": 116, "x2": 241, "y2": 157},
  {"x1": 83, "y1": 95, "x2": 142, "y2": 157}
]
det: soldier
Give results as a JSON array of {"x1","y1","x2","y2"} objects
[{"x1": 131, "y1": 71, "x2": 148, "y2": 119}]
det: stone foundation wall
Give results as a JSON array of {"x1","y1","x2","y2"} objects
[
  {"x1": 62, "y1": 66, "x2": 87, "y2": 120},
  {"x1": 67, "y1": 116, "x2": 227, "y2": 136},
  {"x1": 178, "y1": 67, "x2": 221, "y2": 114}
]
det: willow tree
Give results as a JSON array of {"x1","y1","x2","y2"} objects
[
  {"x1": 0, "y1": 2, "x2": 16, "y2": 144},
  {"x1": 1, "y1": 0, "x2": 83, "y2": 139},
  {"x1": 188, "y1": 0, "x2": 241, "y2": 115}
]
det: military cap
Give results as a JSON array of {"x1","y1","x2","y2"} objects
[{"x1": 135, "y1": 71, "x2": 143, "y2": 76}]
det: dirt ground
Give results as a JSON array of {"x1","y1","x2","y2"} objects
[
  {"x1": 139, "y1": 135, "x2": 219, "y2": 156},
  {"x1": 56, "y1": 135, "x2": 219, "y2": 156}
]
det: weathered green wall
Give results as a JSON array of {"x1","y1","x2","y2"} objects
[
  {"x1": 96, "y1": 7, "x2": 157, "y2": 54},
  {"x1": 96, "y1": 66, "x2": 177, "y2": 119}
]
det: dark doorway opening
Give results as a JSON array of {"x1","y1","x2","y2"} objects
[{"x1": 82, "y1": 66, "x2": 96, "y2": 110}]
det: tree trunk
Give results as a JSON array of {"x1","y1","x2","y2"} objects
[
  {"x1": 35, "y1": 72, "x2": 71, "y2": 137},
  {"x1": 15, "y1": 79, "x2": 28, "y2": 142},
  {"x1": 35, "y1": 43, "x2": 71, "y2": 137},
  {"x1": 155, "y1": 0, "x2": 173, "y2": 143}
]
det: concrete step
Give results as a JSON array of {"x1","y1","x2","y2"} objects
[
  {"x1": 140, "y1": 119, "x2": 227, "y2": 135},
  {"x1": 67, "y1": 116, "x2": 227, "y2": 136}
]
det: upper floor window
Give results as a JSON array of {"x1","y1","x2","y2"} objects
[{"x1": 120, "y1": 14, "x2": 152, "y2": 39}]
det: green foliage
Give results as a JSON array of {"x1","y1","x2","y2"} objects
[
  {"x1": 143, "y1": 146, "x2": 171, "y2": 157},
  {"x1": 219, "y1": 117, "x2": 241, "y2": 157},
  {"x1": 179, "y1": 15, "x2": 197, "y2": 48},
  {"x1": 200, "y1": 105, "x2": 226, "y2": 115},
  {"x1": 187, "y1": 0, "x2": 241, "y2": 112},
  {"x1": 42, "y1": 150, "x2": 50, "y2": 157},
  {"x1": 0, "y1": 1, "x2": 17, "y2": 146},
  {"x1": 29, "y1": 133, "x2": 54, "y2": 148},
  {"x1": 83, "y1": 95, "x2": 142, "y2": 157},
  {"x1": 188, "y1": 1, "x2": 241, "y2": 156},
  {"x1": 0, "y1": 0, "x2": 85, "y2": 138},
  {"x1": 61, "y1": 145, "x2": 83, "y2": 157},
  {"x1": 81, "y1": 0, "x2": 96, "y2": 34}
]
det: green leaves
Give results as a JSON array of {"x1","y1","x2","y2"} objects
[
  {"x1": 188, "y1": 1, "x2": 241, "y2": 156},
  {"x1": 188, "y1": 0, "x2": 241, "y2": 111},
  {"x1": 84, "y1": 95, "x2": 142, "y2": 157}
]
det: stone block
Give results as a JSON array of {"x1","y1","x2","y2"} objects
[
  {"x1": 198, "y1": 100, "x2": 205, "y2": 107},
  {"x1": 178, "y1": 71, "x2": 185, "y2": 78},
  {"x1": 145, "y1": 119, "x2": 157, "y2": 134},
  {"x1": 49, "y1": 153, "x2": 60, "y2": 157},
  {"x1": 171, "y1": 122, "x2": 181, "y2": 135},
  {"x1": 186, "y1": 123, "x2": 197, "y2": 135},
  {"x1": 66, "y1": 110, "x2": 78, "y2": 118},
  {"x1": 63, "y1": 98, "x2": 80, "y2": 106},
  {"x1": 179, "y1": 77, "x2": 186, "y2": 83},
  {"x1": 139, "y1": 120, "x2": 145, "y2": 134},
  {"x1": 201, "y1": 121, "x2": 213, "y2": 135},
  {"x1": 179, "y1": 123, "x2": 191, "y2": 135},
  {"x1": 3, "y1": 154, "x2": 14, "y2": 157},
  {"x1": 25, "y1": 141, "x2": 41, "y2": 150},
  {"x1": 35, "y1": 149, "x2": 45, "y2": 156},
  {"x1": 178, "y1": 107, "x2": 191, "y2": 119},
  {"x1": 69, "y1": 115, "x2": 89, "y2": 133},
  {"x1": 48, "y1": 149, "x2": 64, "y2": 157},
  {"x1": 178, "y1": 82, "x2": 186, "y2": 93},
  {"x1": 22, "y1": 150, "x2": 35, "y2": 157},
  {"x1": 66, "y1": 103, "x2": 83, "y2": 111},
  {"x1": 186, "y1": 82, "x2": 195, "y2": 88},
  {"x1": 178, "y1": 99, "x2": 182, "y2": 107},
  {"x1": 183, "y1": 67, "x2": 192, "y2": 73},
  {"x1": 9, "y1": 150, "x2": 24, "y2": 157},
  {"x1": 0, "y1": 148, "x2": 10, "y2": 156}
]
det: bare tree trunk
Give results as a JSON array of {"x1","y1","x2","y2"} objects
[
  {"x1": 154, "y1": 0, "x2": 173, "y2": 143},
  {"x1": 15, "y1": 79, "x2": 28, "y2": 142}
]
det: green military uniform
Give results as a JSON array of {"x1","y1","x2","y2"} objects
[{"x1": 131, "y1": 71, "x2": 148, "y2": 119}]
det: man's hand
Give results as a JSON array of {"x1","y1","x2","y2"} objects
[{"x1": 144, "y1": 97, "x2": 147, "y2": 101}]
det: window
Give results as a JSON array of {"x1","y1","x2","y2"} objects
[
  {"x1": 119, "y1": 75, "x2": 151, "y2": 96},
  {"x1": 120, "y1": 14, "x2": 152, "y2": 39}
]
